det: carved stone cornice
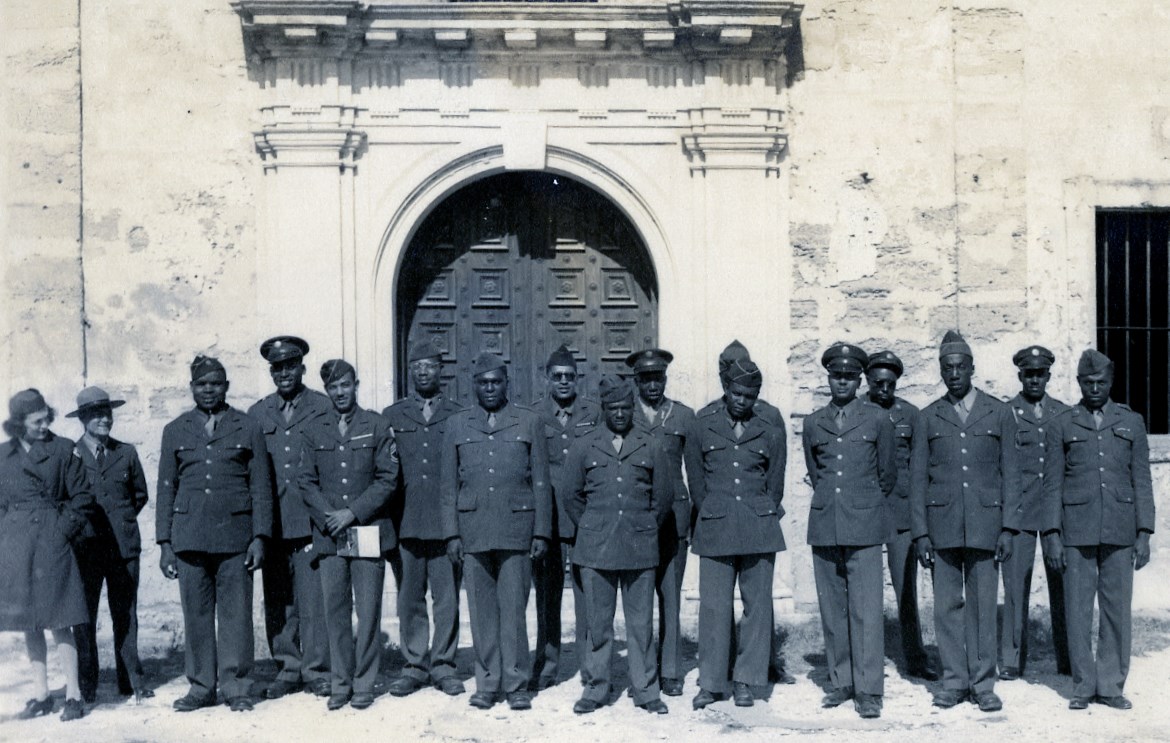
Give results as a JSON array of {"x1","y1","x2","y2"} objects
[{"x1": 254, "y1": 128, "x2": 367, "y2": 170}]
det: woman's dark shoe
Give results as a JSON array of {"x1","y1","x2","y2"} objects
[
  {"x1": 17, "y1": 697, "x2": 53, "y2": 719},
  {"x1": 60, "y1": 699, "x2": 85, "y2": 722}
]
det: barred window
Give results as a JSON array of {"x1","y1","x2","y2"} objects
[{"x1": 1096, "y1": 209, "x2": 1170, "y2": 434}]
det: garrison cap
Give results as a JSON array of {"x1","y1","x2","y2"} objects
[
  {"x1": 190, "y1": 355, "x2": 226, "y2": 381},
  {"x1": 866, "y1": 350, "x2": 903, "y2": 377},
  {"x1": 726, "y1": 358, "x2": 763, "y2": 390},
  {"x1": 1077, "y1": 349, "x2": 1113, "y2": 377},
  {"x1": 598, "y1": 374, "x2": 635, "y2": 404},
  {"x1": 821, "y1": 342, "x2": 869, "y2": 374},
  {"x1": 66, "y1": 386, "x2": 125, "y2": 419},
  {"x1": 625, "y1": 348, "x2": 674, "y2": 374},
  {"x1": 8, "y1": 389, "x2": 48, "y2": 420},
  {"x1": 408, "y1": 340, "x2": 441, "y2": 363},
  {"x1": 320, "y1": 359, "x2": 356, "y2": 386},
  {"x1": 545, "y1": 344, "x2": 577, "y2": 371},
  {"x1": 260, "y1": 335, "x2": 309, "y2": 364},
  {"x1": 1013, "y1": 345, "x2": 1055, "y2": 370},
  {"x1": 718, "y1": 340, "x2": 752, "y2": 376},
  {"x1": 471, "y1": 352, "x2": 507, "y2": 378},
  {"x1": 938, "y1": 330, "x2": 972, "y2": 359}
]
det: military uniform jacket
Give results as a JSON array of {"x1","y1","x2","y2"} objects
[
  {"x1": 156, "y1": 407, "x2": 273, "y2": 554},
  {"x1": 910, "y1": 389, "x2": 1021, "y2": 551},
  {"x1": 1007, "y1": 393, "x2": 1070, "y2": 532},
  {"x1": 686, "y1": 407, "x2": 786, "y2": 557},
  {"x1": 530, "y1": 394, "x2": 601, "y2": 541},
  {"x1": 299, "y1": 407, "x2": 400, "y2": 555},
  {"x1": 632, "y1": 398, "x2": 694, "y2": 539},
  {"x1": 802, "y1": 399, "x2": 896, "y2": 547},
  {"x1": 248, "y1": 388, "x2": 332, "y2": 541},
  {"x1": 75, "y1": 436, "x2": 149, "y2": 559},
  {"x1": 1042, "y1": 401, "x2": 1156, "y2": 547},
  {"x1": 562, "y1": 427, "x2": 671, "y2": 570},
  {"x1": 382, "y1": 393, "x2": 464, "y2": 542},
  {"x1": 440, "y1": 402, "x2": 552, "y2": 553},
  {"x1": 872, "y1": 396, "x2": 918, "y2": 535}
]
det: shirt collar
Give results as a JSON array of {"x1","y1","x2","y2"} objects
[
  {"x1": 946, "y1": 387, "x2": 977, "y2": 411},
  {"x1": 81, "y1": 433, "x2": 106, "y2": 456}
]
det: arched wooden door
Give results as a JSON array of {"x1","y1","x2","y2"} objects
[{"x1": 396, "y1": 172, "x2": 658, "y2": 405}]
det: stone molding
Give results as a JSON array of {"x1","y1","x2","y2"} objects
[{"x1": 254, "y1": 128, "x2": 367, "y2": 170}]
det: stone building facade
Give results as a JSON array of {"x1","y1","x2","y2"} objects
[{"x1": 3, "y1": 0, "x2": 1169, "y2": 638}]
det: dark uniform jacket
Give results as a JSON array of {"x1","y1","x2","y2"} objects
[
  {"x1": 632, "y1": 398, "x2": 694, "y2": 540},
  {"x1": 0, "y1": 434, "x2": 94, "y2": 542},
  {"x1": 563, "y1": 427, "x2": 671, "y2": 570},
  {"x1": 156, "y1": 407, "x2": 273, "y2": 554},
  {"x1": 440, "y1": 402, "x2": 552, "y2": 553},
  {"x1": 803, "y1": 398, "x2": 896, "y2": 547},
  {"x1": 382, "y1": 393, "x2": 464, "y2": 542},
  {"x1": 248, "y1": 388, "x2": 332, "y2": 541},
  {"x1": 75, "y1": 436, "x2": 149, "y2": 559},
  {"x1": 872, "y1": 396, "x2": 918, "y2": 536},
  {"x1": 1042, "y1": 401, "x2": 1156, "y2": 547},
  {"x1": 299, "y1": 407, "x2": 399, "y2": 556},
  {"x1": 686, "y1": 406, "x2": 786, "y2": 557},
  {"x1": 910, "y1": 389, "x2": 1021, "y2": 551},
  {"x1": 529, "y1": 394, "x2": 601, "y2": 541},
  {"x1": 1007, "y1": 393, "x2": 1070, "y2": 532}
]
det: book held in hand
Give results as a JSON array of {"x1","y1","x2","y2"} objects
[{"x1": 337, "y1": 525, "x2": 381, "y2": 558}]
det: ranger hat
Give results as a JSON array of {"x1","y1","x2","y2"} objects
[
  {"x1": 866, "y1": 350, "x2": 903, "y2": 378},
  {"x1": 821, "y1": 342, "x2": 869, "y2": 374},
  {"x1": 260, "y1": 336, "x2": 309, "y2": 364},
  {"x1": 545, "y1": 344, "x2": 577, "y2": 371},
  {"x1": 625, "y1": 348, "x2": 674, "y2": 374},
  {"x1": 938, "y1": 330, "x2": 972, "y2": 359},
  {"x1": 1013, "y1": 345, "x2": 1055, "y2": 370},
  {"x1": 320, "y1": 359, "x2": 356, "y2": 386},
  {"x1": 598, "y1": 374, "x2": 635, "y2": 404},
  {"x1": 190, "y1": 355, "x2": 226, "y2": 381},
  {"x1": 1076, "y1": 349, "x2": 1113, "y2": 377},
  {"x1": 471, "y1": 352, "x2": 507, "y2": 378},
  {"x1": 66, "y1": 386, "x2": 126, "y2": 419},
  {"x1": 408, "y1": 340, "x2": 441, "y2": 363}
]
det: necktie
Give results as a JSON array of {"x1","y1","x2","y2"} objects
[
  {"x1": 281, "y1": 399, "x2": 295, "y2": 423},
  {"x1": 1093, "y1": 409, "x2": 1104, "y2": 429},
  {"x1": 1034, "y1": 402, "x2": 1043, "y2": 420},
  {"x1": 733, "y1": 420, "x2": 745, "y2": 439},
  {"x1": 834, "y1": 407, "x2": 846, "y2": 432},
  {"x1": 556, "y1": 408, "x2": 569, "y2": 427},
  {"x1": 204, "y1": 413, "x2": 217, "y2": 437},
  {"x1": 612, "y1": 434, "x2": 623, "y2": 453},
  {"x1": 96, "y1": 443, "x2": 107, "y2": 467},
  {"x1": 422, "y1": 398, "x2": 434, "y2": 422},
  {"x1": 488, "y1": 412, "x2": 497, "y2": 429},
  {"x1": 954, "y1": 401, "x2": 969, "y2": 424},
  {"x1": 339, "y1": 416, "x2": 349, "y2": 437}
]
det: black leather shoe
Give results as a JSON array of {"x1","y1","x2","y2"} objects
[
  {"x1": 998, "y1": 666, "x2": 1020, "y2": 681},
  {"x1": 173, "y1": 693, "x2": 216, "y2": 712},
  {"x1": 573, "y1": 698, "x2": 600, "y2": 714},
  {"x1": 733, "y1": 682, "x2": 754, "y2": 707},
  {"x1": 974, "y1": 691, "x2": 1002, "y2": 712},
  {"x1": 1094, "y1": 695, "x2": 1133, "y2": 710},
  {"x1": 60, "y1": 699, "x2": 85, "y2": 722},
  {"x1": 661, "y1": 677, "x2": 684, "y2": 696},
  {"x1": 307, "y1": 679, "x2": 331, "y2": 697},
  {"x1": 907, "y1": 663, "x2": 940, "y2": 682},
  {"x1": 17, "y1": 697, "x2": 53, "y2": 719},
  {"x1": 436, "y1": 676, "x2": 466, "y2": 696},
  {"x1": 931, "y1": 689, "x2": 968, "y2": 708},
  {"x1": 639, "y1": 699, "x2": 669, "y2": 714},
  {"x1": 389, "y1": 676, "x2": 425, "y2": 697},
  {"x1": 1069, "y1": 696, "x2": 1091, "y2": 710},
  {"x1": 327, "y1": 692, "x2": 351, "y2": 711},
  {"x1": 469, "y1": 691, "x2": 499, "y2": 710},
  {"x1": 265, "y1": 679, "x2": 303, "y2": 699},
  {"x1": 350, "y1": 692, "x2": 375, "y2": 710},
  {"x1": 821, "y1": 686, "x2": 854, "y2": 708},
  {"x1": 855, "y1": 693, "x2": 882, "y2": 719},
  {"x1": 227, "y1": 696, "x2": 254, "y2": 712},
  {"x1": 507, "y1": 691, "x2": 533, "y2": 710},
  {"x1": 692, "y1": 689, "x2": 718, "y2": 710}
]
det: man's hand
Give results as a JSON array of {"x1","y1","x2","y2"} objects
[
  {"x1": 914, "y1": 536, "x2": 934, "y2": 569},
  {"x1": 159, "y1": 543, "x2": 178, "y2": 580},
  {"x1": 446, "y1": 537, "x2": 464, "y2": 565},
  {"x1": 995, "y1": 530, "x2": 1014, "y2": 563},
  {"x1": 530, "y1": 537, "x2": 548, "y2": 560},
  {"x1": 244, "y1": 537, "x2": 265, "y2": 572},
  {"x1": 1042, "y1": 532, "x2": 1065, "y2": 572},
  {"x1": 325, "y1": 508, "x2": 357, "y2": 538},
  {"x1": 1135, "y1": 531, "x2": 1152, "y2": 571}
]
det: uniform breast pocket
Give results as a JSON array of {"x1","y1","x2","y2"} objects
[
  {"x1": 927, "y1": 431, "x2": 953, "y2": 465},
  {"x1": 702, "y1": 441, "x2": 728, "y2": 471},
  {"x1": 1064, "y1": 436, "x2": 1089, "y2": 466},
  {"x1": 1014, "y1": 428, "x2": 1037, "y2": 449},
  {"x1": 971, "y1": 429, "x2": 1001, "y2": 462},
  {"x1": 225, "y1": 442, "x2": 253, "y2": 465},
  {"x1": 1113, "y1": 428, "x2": 1135, "y2": 453},
  {"x1": 350, "y1": 440, "x2": 377, "y2": 466}
]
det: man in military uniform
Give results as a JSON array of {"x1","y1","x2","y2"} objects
[
  {"x1": 157, "y1": 356, "x2": 273, "y2": 712},
  {"x1": 864, "y1": 350, "x2": 938, "y2": 681},
  {"x1": 247, "y1": 335, "x2": 333, "y2": 699},
  {"x1": 804, "y1": 343, "x2": 895, "y2": 719},
  {"x1": 1042, "y1": 349, "x2": 1155, "y2": 710},
  {"x1": 440, "y1": 353, "x2": 552, "y2": 711},
  {"x1": 69, "y1": 387, "x2": 152, "y2": 703},
  {"x1": 626, "y1": 347, "x2": 694, "y2": 697},
  {"x1": 382, "y1": 341, "x2": 465, "y2": 697},
  {"x1": 999, "y1": 345, "x2": 1071, "y2": 681},
  {"x1": 911, "y1": 331, "x2": 1019, "y2": 712},
  {"x1": 300, "y1": 359, "x2": 399, "y2": 711},
  {"x1": 529, "y1": 344, "x2": 600, "y2": 690},
  {"x1": 687, "y1": 359, "x2": 786, "y2": 710},
  {"x1": 563, "y1": 375, "x2": 671, "y2": 715}
]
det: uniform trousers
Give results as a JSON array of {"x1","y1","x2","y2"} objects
[
  {"x1": 698, "y1": 553, "x2": 774, "y2": 694},
  {"x1": 656, "y1": 530, "x2": 688, "y2": 681},
  {"x1": 813, "y1": 544, "x2": 885, "y2": 696},
  {"x1": 263, "y1": 537, "x2": 329, "y2": 684},
  {"x1": 464, "y1": 550, "x2": 532, "y2": 694},
  {"x1": 175, "y1": 550, "x2": 254, "y2": 700},
  {"x1": 533, "y1": 537, "x2": 589, "y2": 686},
  {"x1": 1000, "y1": 530, "x2": 1069, "y2": 674},
  {"x1": 397, "y1": 538, "x2": 461, "y2": 682},
  {"x1": 1064, "y1": 544, "x2": 1134, "y2": 699},
  {"x1": 76, "y1": 548, "x2": 145, "y2": 697},
  {"x1": 932, "y1": 547, "x2": 998, "y2": 695},
  {"x1": 886, "y1": 529, "x2": 929, "y2": 668},
  {"x1": 319, "y1": 554, "x2": 385, "y2": 696},
  {"x1": 580, "y1": 567, "x2": 659, "y2": 705}
]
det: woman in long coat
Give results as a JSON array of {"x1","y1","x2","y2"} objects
[{"x1": 0, "y1": 389, "x2": 94, "y2": 721}]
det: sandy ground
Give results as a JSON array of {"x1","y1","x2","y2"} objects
[{"x1": 2, "y1": 605, "x2": 1169, "y2": 743}]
